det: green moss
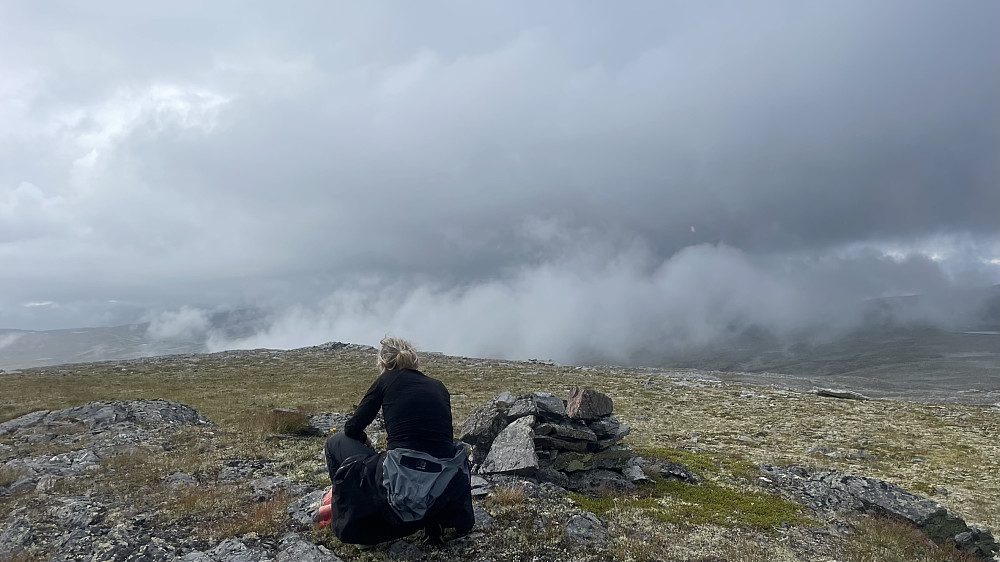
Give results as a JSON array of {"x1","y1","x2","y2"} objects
[
  {"x1": 569, "y1": 475, "x2": 813, "y2": 531},
  {"x1": 635, "y1": 445, "x2": 760, "y2": 481}
]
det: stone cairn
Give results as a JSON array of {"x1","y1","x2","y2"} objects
[{"x1": 459, "y1": 387, "x2": 665, "y2": 493}]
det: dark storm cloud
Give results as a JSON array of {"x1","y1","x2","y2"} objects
[{"x1": 0, "y1": 1, "x2": 997, "y2": 358}]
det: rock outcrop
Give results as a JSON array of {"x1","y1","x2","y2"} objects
[
  {"x1": 460, "y1": 387, "x2": 674, "y2": 494},
  {"x1": 0, "y1": 399, "x2": 211, "y2": 495},
  {"x1": 760, "y1": 464, "x2": 998, "y2": 561}
]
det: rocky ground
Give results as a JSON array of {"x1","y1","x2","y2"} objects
[{"x1": 0, "y1": 343, "x2": 997, "y2": 561}]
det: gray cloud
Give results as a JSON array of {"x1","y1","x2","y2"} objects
[{"x1": 0, "y1": 2, "x2": 997, "y2": 358}]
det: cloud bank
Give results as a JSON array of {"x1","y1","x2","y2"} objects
[
  {"x1": 0, "y1": 1, "x2": 997, "y2": 364},
  {"x1": 204, "y1": 241, "x2": 996, "y2": 364}
]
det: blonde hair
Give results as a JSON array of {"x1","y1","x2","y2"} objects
[{"x1": 376, "y1": 336, "x2": 419, "y2": 372}]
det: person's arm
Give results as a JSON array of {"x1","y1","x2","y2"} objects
[{"x1": 344, "y1": 372, "x2": 388, "y2": 443}]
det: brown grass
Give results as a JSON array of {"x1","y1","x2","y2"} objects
[
  {"x1": 0, "y1": 465, "x2": 28, "y2": 487},
  {"x1": 0, "y1": 345, "x2": 996, "y2": 561},
  {"x1": 843, "y1": 515, "x2": 979, "y2": 562}
]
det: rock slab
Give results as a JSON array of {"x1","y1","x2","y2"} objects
[
  {"x1": 760, "y1": 465, "x2": 997, "y2": 561},
  {"x1": 566, "y1": 387, "x2": 614, "y2": 420},
  {"x1": 481, "y1": 416, "x2": 538, "y2": 474}
]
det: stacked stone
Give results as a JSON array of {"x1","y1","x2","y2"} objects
[{"x1": 459, "y1": 387, "x2": 640, "y2": 491}]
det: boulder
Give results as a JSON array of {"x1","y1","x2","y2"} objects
[
  {"x1": 566, "y1": 387, "x2": 614, "y2": 420},
  {"x1": 481, "y1": 416, "x2": 538, "y2": 474},
  {"x1": 532, "y1": 392, "x2": 567, "y2": 419},
  {"x1": 564, "y1": 511, "x2": 609, "y2": 545},
  {"x1": 638, "y1": 457, "x2": 701, "y2": 484},
  {"x1": 586, "y1": 414, "x2": 624, "y2": 437},
  {"x1": 567, "y1": 469, "x2": 635, "y2": 494},
  {"x1": 470, "y1": 476, "x2": 491, "y2": 497},
  {"x1": 506, "y1": 396, "x2": 538, "y2": 419},
  {"x1": 459, "y1": 401, "x2": 510, "y2": 464}
]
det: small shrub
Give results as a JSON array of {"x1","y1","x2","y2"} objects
[
  {"x1": 238, "y1": 408, "x2": 310, "y2": 436},
  {"x1": 214, "y1": 491, "x2": 293, "y2": 537},
  {"x1": 486, "y1": 484, "x2": 528, "y2": 507},
  {"x1": 844, "y1": 516, "x2": 979, "y2": 562}
]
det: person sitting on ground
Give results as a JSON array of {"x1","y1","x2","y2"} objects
[{"x1": 321, "y1": 336, "x2": 474, "y2": 546}]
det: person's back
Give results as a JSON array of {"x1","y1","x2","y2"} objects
[
  {"x1": 364, "y1": 367, "x2": 455, "y2": 458},
  {"x1": 322, "y1": 337, "x2": 473, "y2": 545}
]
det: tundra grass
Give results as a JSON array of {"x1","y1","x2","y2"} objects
[{"x1": 1, "y1": 345, "x2": 997, "y2": 560}]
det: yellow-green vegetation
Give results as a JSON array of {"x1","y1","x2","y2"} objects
[
  {"x1": 569, "y1": 475, "x2": 812, "y2": 531},
  {"x1": 567, "y1": 446, "x2": 811, "y2": 532},
  {"x1": 635, "y1": 445, "x2": 761, "y2": 481},
  {"x1": 843, "y1": 516, "x2": 979, "y2": 562},
  {"x1": 1, "y1": 345, "x2": 997, "y2": 561}
]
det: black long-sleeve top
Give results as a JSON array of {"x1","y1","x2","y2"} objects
[{"x1": 344, "y1": 368, "x2": 455, "y2": 459}]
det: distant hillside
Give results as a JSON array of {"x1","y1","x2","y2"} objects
[
  {"x1": 0, "y1": 324, "x2": 207, "y2": 371},
  {"x1": 2, "y1": 287, "x2": 997, "y2": 396}
]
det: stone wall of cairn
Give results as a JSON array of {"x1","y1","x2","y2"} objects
[{"x1": 459, "y1": 387, "x2": 647, "y2": 492}]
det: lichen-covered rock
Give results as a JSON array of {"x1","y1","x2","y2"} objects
[
  {"x1": 567, "y1": 469, "x2": 636, "y2": 494},
  {"x1": 954, "y1": 526, "x2": 999, "y2": 562},
  {"x1": 287, "y1": 489, "x2": 327, "y2": 529},
  {"x1": 565, "y1": 511, "x2": 609, "y2": 545},
  {"x1": 473, "y1": 504, "x2": 496, "y2": 527},
  {"x1": 566, "y1": 387, "x2": 614, "y2": 420},
  {"x1": 623, "y1": 458, "x2": 652, "y2": 484},
  {"x1": 276, "y1": 533, "x2": 344, "y2": 562},
  {"x1": 481, "y1": 416, "x2": 538, "y2": 474},
  {"x1": 638, "y1": 456, "x2": 702, "y2": 484},
  {"x1": 760, "y1": 465, "x2": 997, "y2": 561}
]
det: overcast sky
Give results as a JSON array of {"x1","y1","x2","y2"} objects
[{"x1": 1, "y1": 1, "x2": 998, "y2": 361}]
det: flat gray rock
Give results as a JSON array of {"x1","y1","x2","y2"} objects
[{"x1": 481, "y1": 416, "x2": 538, "y2": 474}]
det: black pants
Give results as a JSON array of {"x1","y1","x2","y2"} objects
[{"x1": 324, "y1": 431, "x2": 376, "y2": 484}]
